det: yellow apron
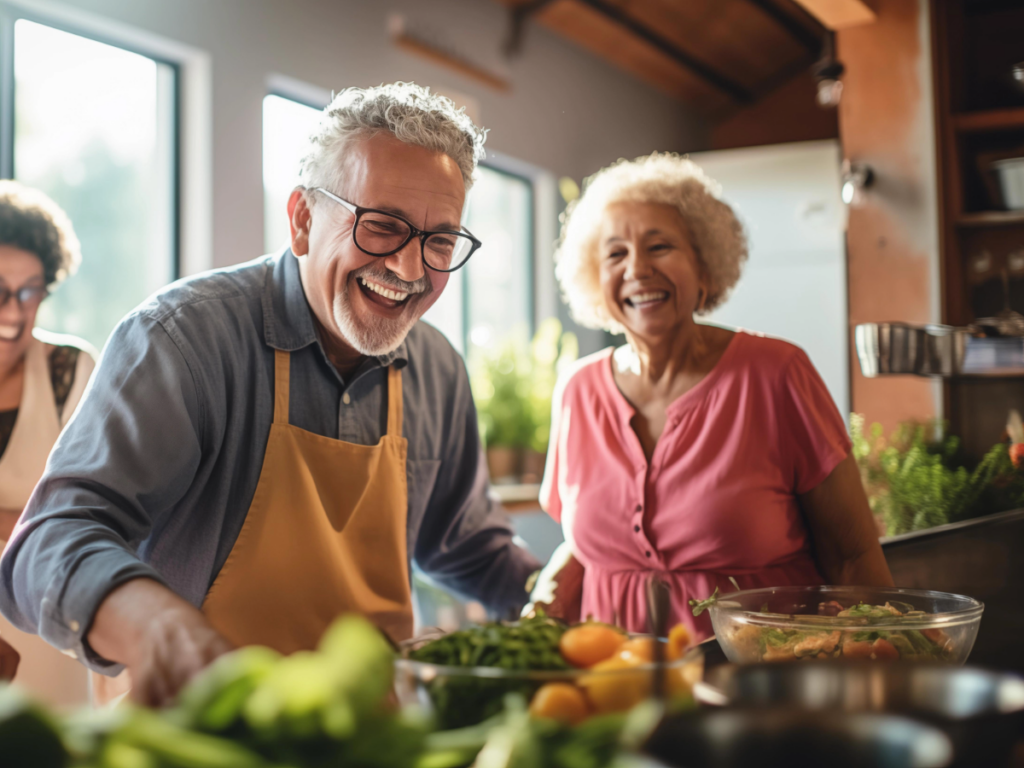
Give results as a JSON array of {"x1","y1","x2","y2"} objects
[
  {"x1": 202, "y1": 350, "x2": 414, "y2": 651},
  {"x1": 94, "y1": 350, "x2": 414, "y2": 703}
]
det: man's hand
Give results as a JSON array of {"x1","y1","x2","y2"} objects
[
  {"x1": 0, "y1": 635, "x2": 19, "y2": 681},
  {"x1": 523, "y1": 542, "x2": 584, "y2": 624},
  {"x1": 88, "y1": 578, "x2": 234, "y2": 707}
]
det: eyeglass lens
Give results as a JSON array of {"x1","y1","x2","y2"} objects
[
  {"x1": 0, "y1": 285, "x2": 47, "y2": 309},
  {"x1": 355, "y1": 211, "x2": 474, "y2": 271}
]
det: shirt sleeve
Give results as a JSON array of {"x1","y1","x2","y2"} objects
[
  {"x1": 413, "y1": 361, "x2": 541, "y2": 618},
  {"x1": 779, "y1": 348, "x2": 852, "y2": 495},
  {"x1": 0, "y1": 313, "x2": 203, "y2": 673}
]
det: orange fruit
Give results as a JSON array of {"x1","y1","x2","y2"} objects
[
  {"x1": 529, "y1": 683, "x2": 591, "y2": 725},
  {"x1": 666, "y1": 624, "x2": 691, "y2": 661},
  {"x1": 578, "y1": 654, "x2": 649, "y2": 713},
  {"x1": 559, "y1": 624, "x2": 627, "y2": 668},
  {"x1": 617, "y1": 637, "x2": 655, "y2": 664}
]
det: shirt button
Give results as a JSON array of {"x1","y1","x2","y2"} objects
[
  {"x1": 635, "y1": 504, "x2": 642, "y2": 512},
  {"x1": 342, "y1": 393, "x2": 351, "y2": 405},
  {"x1": 634, "y1": 525, "x2": 641, "y2": 533},
  {"x1": 645, "y1": 551, "x2": 652, "y2": 558},
  {"x1": 69, "y1": 619, "x2": 80, "y2": 632}
]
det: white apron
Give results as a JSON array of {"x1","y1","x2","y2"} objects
[{"x1": 0, "y1": 333, "x2": 91, "y2": 710}]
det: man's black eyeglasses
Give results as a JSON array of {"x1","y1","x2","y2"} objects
[{"x1": 314, "y1": 188, "x2": 482, "y2": 273}]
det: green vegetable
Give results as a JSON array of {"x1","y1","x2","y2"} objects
[
  {"x1": 851, "y1": 414, "x2": 1024, "y2": 536},
  {"x1": 408, "y1": 616, "x2": 569, "y2": 729}
]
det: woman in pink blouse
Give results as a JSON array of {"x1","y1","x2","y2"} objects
[{"x1": 533, "y1": 153, "x2": 893, "y2": 641}]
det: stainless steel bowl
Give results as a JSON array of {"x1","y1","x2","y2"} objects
[
  {"x1": 698, "y1": 663, "x2": 1024, "y2": 768},
  {"x1": 643, "y1": 709, "x2": 952, "y2": 768}
]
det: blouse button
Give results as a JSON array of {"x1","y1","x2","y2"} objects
[
  {"x1": 634, "y1": 525, "x2": 640, "y2": 533},
  {"x1": 645, "y1": 551, "x2": 652, "y2": 558},
  {"x1": 635, "y1": 504, "x2": 642, "y2": 512}
]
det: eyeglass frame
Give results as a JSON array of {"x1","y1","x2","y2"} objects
[
  {"x1": 312, "y1": 187, "x2": 482, "y2": 273},
  {"x1": 0, "y1": 283, "x2": 48, "y2": 311}
]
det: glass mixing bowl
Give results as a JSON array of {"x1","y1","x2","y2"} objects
[
  {"x1": 708, "y1": 586, "x2": 983, "y2": 666},
  {"x1": 394, "y1": 635, "x2": 704, "y2": 729}
]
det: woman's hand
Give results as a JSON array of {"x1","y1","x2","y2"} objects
[
  {"x1": 524, "y1": 542, "x2": 585, "y2": 623},
  {"x1": 0, "y1": 635, "x2": 19, "y2": 681},
  {"x1": 800, "y1": 453, "x2": 895, "y2": 587},
  {"x1": 88, "y1": 578, "x2": 234, "y2": 707}
]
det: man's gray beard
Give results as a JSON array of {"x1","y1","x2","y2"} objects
[{"x1": 332, "y1": 275, "x2": 424, "y2": 356}]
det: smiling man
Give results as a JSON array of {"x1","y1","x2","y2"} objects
[{"x1": 0, "y1": 83, "x2": 540, "y2": 705}]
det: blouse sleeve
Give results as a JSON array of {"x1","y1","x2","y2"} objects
[{"x1": 779, "y1": 348, "x2": 851, "y2": 495}]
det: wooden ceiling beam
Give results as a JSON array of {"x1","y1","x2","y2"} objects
[
  {"x1": 790, "y1": 0, "x2": 876, "y2": 30},
  {"x1": 573, "y1": 0, "x2": 754, "y2": 104},
  {"x1": 742, "y1": 0, "x2": 824, "y2": 54}
]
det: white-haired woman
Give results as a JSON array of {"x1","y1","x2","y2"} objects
[{"x1": 535, "y1": 153, "x2": 892, "y2": 641}]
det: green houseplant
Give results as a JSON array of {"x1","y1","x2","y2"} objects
[{"x1": 471, "y1": 319, "x2": 578, "y2": 483}]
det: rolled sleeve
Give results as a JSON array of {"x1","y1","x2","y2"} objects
[
  {"x1": 0, "y1": 313, "x2": 202, "y2": 672},
  {"x1": 413, "y1": 365, "x2": 540, "y2": 618}
]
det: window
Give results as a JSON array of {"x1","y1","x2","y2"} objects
[
  {"x1": 262, "y1": 94, "x2": 322, "y2": 254},
  {"x1": 4, "y1": 17, "x2": 178, "y2": 352},
  {"x1": 260, "y1": 93, "x2": 536, "y2": 357},
  {"x1": 424, "y1": 165, "x2": 534, "y2": 356}
]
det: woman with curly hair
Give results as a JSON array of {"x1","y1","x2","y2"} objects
[
  {"x1": 0, "y1": 180, "x2": 94, "y2": 702},
  {"x1": 532, "y1": 153, "x2": 892, "y2": 640}
]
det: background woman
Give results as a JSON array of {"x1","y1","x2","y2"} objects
[
  {"x1": 534, "y1": 153, "x2": 892, "y2": 640},
  {"x1": 0, "y1": 181, "x2": 95, "y2": 704}
]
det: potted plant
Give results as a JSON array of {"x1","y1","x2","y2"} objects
[{"x1": 470, "y1": 319, "x2": 578, "y2": 484}]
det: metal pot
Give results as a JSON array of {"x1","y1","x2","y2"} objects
[
  {"x1": 643, "y1": 709, "x2": 952, "y2": 768},
  {"x1": 697, "y1": 663, "x2": 1024, "y2": 768}
]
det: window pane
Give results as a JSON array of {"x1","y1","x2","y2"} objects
[
  {"x1": 464, "y1": 167, "x2": 533, "y2": 354},
  {"x1": 15, "y1": 20, "x2": 176, "y2": 352},
  {"x1": 263, "y1": 95, "x2": 322, "y2": 253}
]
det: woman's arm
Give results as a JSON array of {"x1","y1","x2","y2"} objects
[
  {"x1": 799, "y1": 453, "x2": 894, "y2": 587},
  {"x1": 0, "y1": 508, "x2": 20, "y2": 541},
  {"x1": 0, "y1": 634, "x2": 18, "y2": 681}
]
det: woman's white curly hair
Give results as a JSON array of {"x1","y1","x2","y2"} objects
[
  {"x1": 555, "y1": 152, "x2": 748, "y2": 334},
  {"x1": 300, "y1": 82, "x2": 487, "y2": 195}
]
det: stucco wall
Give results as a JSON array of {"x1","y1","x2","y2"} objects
[{"x1": 837, "y1": 0, "x2": 941, "y2": 433}]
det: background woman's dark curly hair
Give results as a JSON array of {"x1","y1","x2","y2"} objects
[{"x1": 0, "y1": 181, "x2": 81, "y2": 289}]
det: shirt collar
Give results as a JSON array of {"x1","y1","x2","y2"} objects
[{"x1": 262, "y1": 249, "x2": 408, "y2": 368}]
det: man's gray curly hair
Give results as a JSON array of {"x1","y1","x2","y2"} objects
[
  {"x1": 299, "y1": 82, "x2": 487, "y2": 196},
  {"x1": 555, "y1": 152, "x2": 748, "y2": 335}
]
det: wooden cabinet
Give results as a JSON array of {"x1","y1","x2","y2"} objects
[{"x1": 932, "y1": 0, "x2": 1024, "y2": 460}]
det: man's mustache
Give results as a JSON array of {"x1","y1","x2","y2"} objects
[{"x1": 351, "y1": 264, "x2": 431, "y2": 296}]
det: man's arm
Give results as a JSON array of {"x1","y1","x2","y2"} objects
[
  {"x1": 0, "y1": 313, "x2": 227, "y2": 695},
  {"x1": 414, "y1": 363, "x2": 540, "y2": 618}
]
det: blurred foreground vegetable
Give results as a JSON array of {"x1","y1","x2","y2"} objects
[{"x1": 1, "y1": 614, "x2": 427, "y2": 768}]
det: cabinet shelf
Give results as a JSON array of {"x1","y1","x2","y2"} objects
[
  {"x1": 953, "y1": 107, "x2": 1024, "y2": 133},
  {"x1": 956, "y1": 210, "x2": 1024, "y2": 227}
]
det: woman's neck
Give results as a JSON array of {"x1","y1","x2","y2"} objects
[{"x1": 622, "y1": 320, "x2": 712, "y2": 386}]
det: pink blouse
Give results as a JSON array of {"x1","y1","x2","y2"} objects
[{"x1": 540, "y1": 331, "x2": 851, "y2": 641}]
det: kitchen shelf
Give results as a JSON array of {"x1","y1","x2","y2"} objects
[
  {"x1": 952, "y1": 106, "x2": 1024, "y2": 132},
  {"x1": 956, "y1": 210, "x2": 1024, "y2": 227}
]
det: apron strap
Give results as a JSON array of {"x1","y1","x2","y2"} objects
[
  {"x1": 386, "y1": 365, "x2": 403, "y2": 437},
  {"x1": 274, "y1": 350, "x2": 290, "y2": 424}
]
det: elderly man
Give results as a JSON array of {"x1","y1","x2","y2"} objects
[{"x1": 0, "y1": 83, "x2": 540, "y2": 705}]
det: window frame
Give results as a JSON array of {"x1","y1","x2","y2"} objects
[
  {"x1": 462, "y1": 159, "x2": 537, "y2": 356},
  {"x1": 0, "y1": 1, "x2": 185, "y2": 281}
]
